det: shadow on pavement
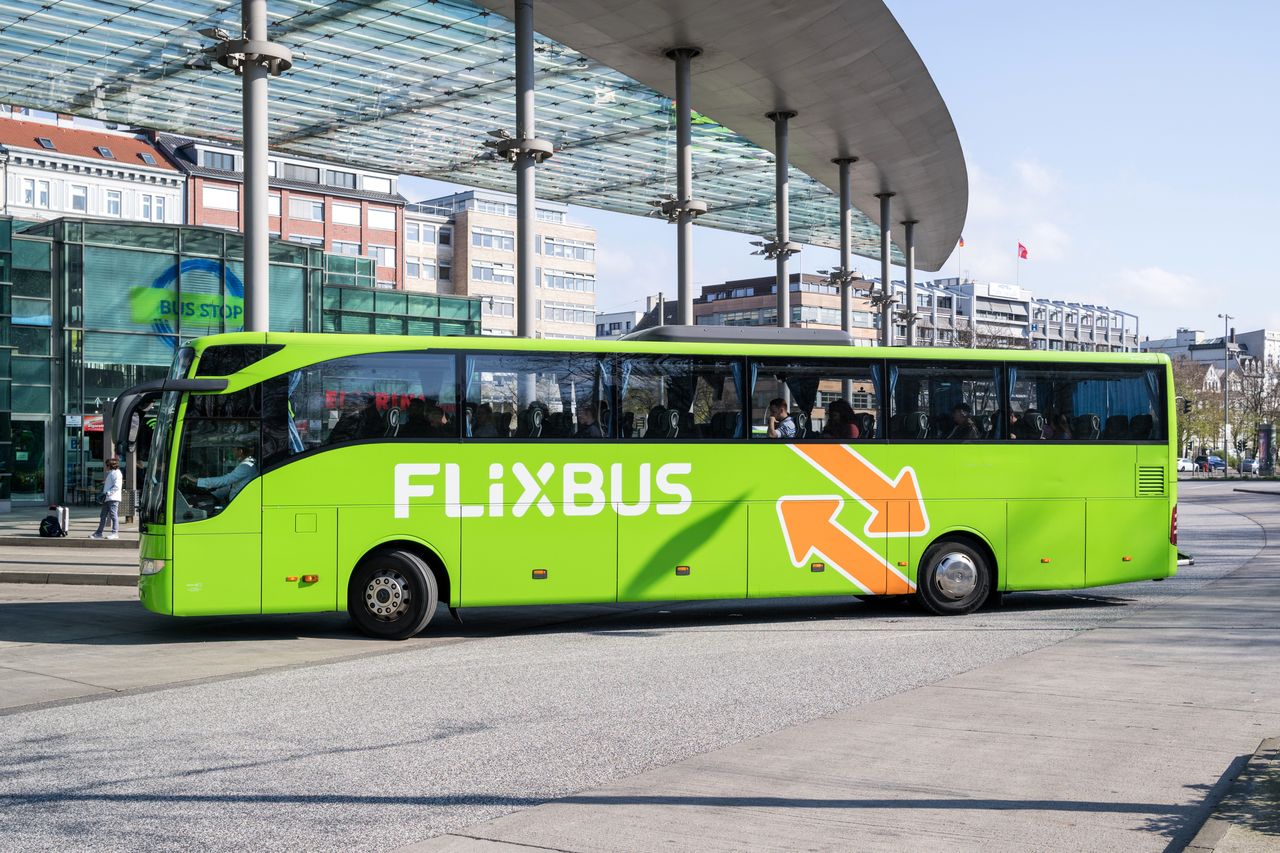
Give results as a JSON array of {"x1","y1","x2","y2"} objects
[{"x1": 0, "y1": 589, "x2": 1135, "y2": 648}]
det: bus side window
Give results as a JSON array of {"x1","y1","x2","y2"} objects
[
  {"x1": 463, "y1": 351, "x2": 611, "y2": 440},
  {"x1": 748, "y1": 357, "x2": 880, "y2": 440},
  {"x1": 261, "y1": 352, "x2": 460, "y2": 471},
  {"x1": 1007, "y1": 364, "x2": 1164, "y2": 442},
  {"x1": 887, "y1": 361, "x2": 1001, "y2": 441},
  {"x1": 618, "y1": 355, "x2": 744, "y2": 440}
]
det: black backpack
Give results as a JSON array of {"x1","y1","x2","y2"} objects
[{"x1": 39, "y1": 514, "x2": 65, "y2": 538}]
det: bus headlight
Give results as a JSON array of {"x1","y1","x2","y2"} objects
[{"x1": 140, "y1": 558, "x2": 166, "y2": 576}]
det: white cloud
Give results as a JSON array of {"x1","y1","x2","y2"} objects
[
  {"x1": 1113, "y1": 266, "x2": 1198, "y2": 306},
  {"x1": 1014, "y1": 159, "x2": 1058, "y2": 196}
]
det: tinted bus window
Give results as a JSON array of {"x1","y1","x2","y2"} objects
[
  {"x1": 750, "y1": 358, "x2": 881, "y2": 440},
  {"x1": 262, "y1": 352, "x2": 459, "y2": 470},
  {"x1": 888, "y1": 362, "x2": 1001, "y2": 440},
  {"x1": 1008, "y1": 364, "x2": 1166, "y2": 441},
  {"x1": 618, "y1": 355, "x2": 744, "y2": 439},
  {"x1": 464, "y1": 352, "x2": 611, "y2": 439}
]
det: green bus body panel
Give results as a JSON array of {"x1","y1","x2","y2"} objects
[
  {"x1": 138, "y1": 530, "x2": 171, "y2": 614},
  {"x1": 145, "y1": 333, "x2": 1178, "y2": 620},
  {"x1": 262, "y1": 507, "x2": 337, "y2": 613},
  {"x1": 172, "y1": 479, "x2": 263, "y2": 615},
  {"x1": 1006, "y1": 499, "x2": 1086, "y2": 590},
  {"x1": 620, "y1": 503, "x2": 747, "y2": 601}
]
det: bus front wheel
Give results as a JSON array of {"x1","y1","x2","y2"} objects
[
  {"x1": 915, "y1": 539, "x2": 990, "y2": 616},
  {"x1": 348, "y1": 550, "x2": 438, "y2": 640}
]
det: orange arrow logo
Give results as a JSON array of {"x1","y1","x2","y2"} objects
[
  {"x1": 777, "y1": 497, "x2": 914, "y2": 594},
  {"x1": 790, "y1": 444, "x2": 928, "y2": 537}
]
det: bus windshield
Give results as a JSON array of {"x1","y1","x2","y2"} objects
[{"x1": 139, "y1": 347, "x2": 194, "y2": 528}]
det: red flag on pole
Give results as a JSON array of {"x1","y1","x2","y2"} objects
[
  {"x1": 1017, "y1": 242, "x2": 1028, "y2": 260},
  {"x1": 958, "y1": 236, "x2": 965, "y2": 248}
]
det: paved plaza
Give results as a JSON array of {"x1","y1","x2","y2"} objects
[{"x1": 0, "y1": 481, "x2": 1275, "y2": 851}]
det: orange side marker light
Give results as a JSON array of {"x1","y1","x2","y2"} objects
[
  {"x1": 810, "y1": 562, "x2": 824, "y2": 573},
  {"x1": 1040, "y1": 558, "x2": 1052, "y2": 564},
  {"x1": 285, "y1": 576, "x2": 299, "y2": 582},
  {"x1": 301, "y1": 575, "x2": 319, "y2": 584},
  {"x1": 675, "y1": 565, "x2": 691, "y2": 576},
  {"x1": 532, "y1": 569, "x2": 548, "y2": 580},
  {"x1": 1122, "y1": 555, "x2": 1133, "y2": 562}
]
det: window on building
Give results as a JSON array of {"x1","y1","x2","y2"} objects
[
  {"x1": 140, "y1": 193, "x2": 166, "y2": 222},
  {"x1": 325, "y1": 169, "x2": 357, "y2": 189},
  {"x1": 542, "y1": 236, "x2": 596, "y2": 261},
  {"x1": 105, "y1": 190, "x2": 121, "y2": 217},
  {"x1": 203, "y1": 185, "x2": 239, "y2": 211},
  {"x1": 289, "y1": 197, "x2": 324, "y2": 221},
  {"x1": 438, "y1": 263, "x2": 451, "y2": 281},
  {"x1": 464, "y1": 352, "x2": 611, "y2": 440},
  {"x1": 472, "y1": 226, "x2": 515, "y2": 251},
  {"x1": 36, "y1": 180, "x2": 50, "y2": 208},
  {"x1": 367, "y1": 208, "x2": 395, "y2": 231},
  {"x1": 94, "y1": 146, "x2": 115, "y2": 159},
  {"x1": 543, "y1": 270, "x2": 596, "y2": 293},
  {"x1": 291, "y1": 235, "x2": 324, "y2": 247},
  {"x1": 368, "y1": 245, "x2": 396, "y2": 267},
  {"x1": 331, "y1": 241, "x2": 360, "y2": 256},
  {"x1": 139, "y1": 152, "x2": 156, "y2": 166},
  {"x1": 405, "y1": 222, "x2": 419, "y2": 242},
  {"x1": 36, "y1": 137, "x2": 55, "y2": 150},
  {"x1": 471, "y1": 262, "x2": 515, "y2": 284},
  {"x1": 69, "y1": 185, "x2": 88, "y2": 213},
  {"x1": 268, "y1": 194, "x2": 280, "y2": 216},
  {"x1": 267, "y1": 160, "x2": 278, "y2": 177},
  {"x1": 542, "y1": 302, "x2": 593, "y2": 325},
  {"x1": 438, "y1": 227, "x2": 452, "y2": 246},
  {"x1": 482, "y1": 296, "x2": 515, "y2": 318},
  {"x1": 282, "y1": 163, "x2": 321, "y2": 183},
  {"x1": 363, "y1": 175, "x2": 393, "y2": 194},
  {"x1": 406, "y1": 259, "x2": 436, "y2": 280},
  {"x1": 201, "y1": 150, "x2": 235, "y2": 171},
  {"x1": 331, "y1": 203, "x2": 360, "y2": 226}
]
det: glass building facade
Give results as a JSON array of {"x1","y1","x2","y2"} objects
[{"x1": 0, "y1": 216, "x2": 481, "y2": 509}]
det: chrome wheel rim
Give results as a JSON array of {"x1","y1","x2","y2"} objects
[
  {"x1": 364, "y1": 568, "x2": 411, "y2": 622},
  {"x1": 934, "y1": 553, "x2": 978, "y2": 600}
]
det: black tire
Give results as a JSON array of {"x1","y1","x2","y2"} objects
[
  {"x1": 348, "y1": 549, "x2": 438, "y2": 640},
  {"x1": 914, "y1": 539, "x2": 991, "y2": 616}
]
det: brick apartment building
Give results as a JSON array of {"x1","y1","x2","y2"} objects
[{"x1": 151, "y1": 133, "x2": 406, "y2": 288}]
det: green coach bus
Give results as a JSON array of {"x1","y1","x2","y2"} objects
[{"x1": 115, "y1": 327, "x2": 1177, "y2": 639}]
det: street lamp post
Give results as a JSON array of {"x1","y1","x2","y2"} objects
[{"x1": 1218, "y1": 312, "x2": 1233, "y2": 478}]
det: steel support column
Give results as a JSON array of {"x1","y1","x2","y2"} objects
[
  {"x1": 877, "y1": 192, "x2": 895, "y2": 346},
  {"x1": 903, "y1": 219, "x2": 918, "y2": 346},
  {"x1": 668, "y1": 48, "x2": 703, "y2": 325},
  {"x1": 242, "y1": 0, "x2": 270, "y2": 332},
  {"x1": 834, "y1": 157, "x2": 856, "y2": 333},
  {"x1": 514, "y1": 0, "x2": 538, "y2": 338},
  {"x1": 770, "y1": 111, "x2": 797, "y2": 328}
]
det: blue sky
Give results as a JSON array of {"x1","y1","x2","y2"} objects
[{"x1": 403, "y1": 1, "x2": 1280, "y2": 338}]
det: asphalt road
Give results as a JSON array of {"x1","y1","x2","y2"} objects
[{"x1": 0, "y1": 483, "x2": 1263, "y2": 852}]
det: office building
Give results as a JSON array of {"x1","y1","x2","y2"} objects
[
  {"x1": 693, "y1": 273, "x2": 880, "y2": 344},
  {"x1": 596, "y1": 309, "x2": 643, "y2": 339},
  {"x1": 407, "y1": 190, "x2": 597, "y2": 339}
]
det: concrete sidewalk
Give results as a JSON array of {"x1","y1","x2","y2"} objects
[
  {"x1": 0, "y1": 505, "x2": 138, "y2": 548},
  {"x1": 409, "y1": 493, "x2": 1280, "y2": 852}
]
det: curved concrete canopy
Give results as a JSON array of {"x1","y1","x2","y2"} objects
[{"x1": 475, "y1": 0, "x2": 968, "y2": 271}]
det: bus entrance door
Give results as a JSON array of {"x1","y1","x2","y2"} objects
[{"x1": 262, "y1": 507, "x2": 337, "y2": 613}]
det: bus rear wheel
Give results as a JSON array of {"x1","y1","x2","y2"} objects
[
  {"x1": 915, "y1": 540, "x2": 990, "y2": 616},
  {"x1": 348, "y1": 550, "x2": 438, "y2": 640}
]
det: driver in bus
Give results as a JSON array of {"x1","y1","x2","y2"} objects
[{"x1": 181, "y1": 444, "x2": 257, "y2": 503}]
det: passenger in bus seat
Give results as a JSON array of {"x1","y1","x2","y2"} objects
[
  {"x1": 425, "y1": 406, "x2": 450, "y2": 437},
  {"x1": 472, "y1": 403, "x2": 499, "y2": 437},
  {"x1": 946, "y1": 403, "x2": 980, "y2": 440},
  {"x1": 766, "y1": 398, "x2": 796, "y2": 439},
  {"x1": 822, "y1": 399, "x2": 860, "y2": 440},
  {"x1": 575, "y1": 402, "x2": 603, "y2": 439}
]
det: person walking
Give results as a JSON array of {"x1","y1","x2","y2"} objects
[{"x1": 91, "y1": 457, "x2": 122, "y2": 540}]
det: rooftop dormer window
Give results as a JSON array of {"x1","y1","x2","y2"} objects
[
  {"x1": 139, "y1": 152, "x2": 156, "y2": 165},
  {"x1": 95, "y1": 145, "x2": 115, "y2": 159},
  {"x1": 36, "y1": 137, "x2": 55, "y2": 150}
]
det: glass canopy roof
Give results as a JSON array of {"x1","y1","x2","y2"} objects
[{"x1": 0, "y1": 0, "x2": 903, "y2": 264}]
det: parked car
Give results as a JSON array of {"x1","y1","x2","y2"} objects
[
  {"x1": 1207, "y1": 455, "x2": 1226, "y2": 471},
  {"x1": 1241, "y1": 458, "x2": 1256, "y2": 474},
  {"x1": 1176, "y1": 457, "x2": 1196, "y2": 472}
]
